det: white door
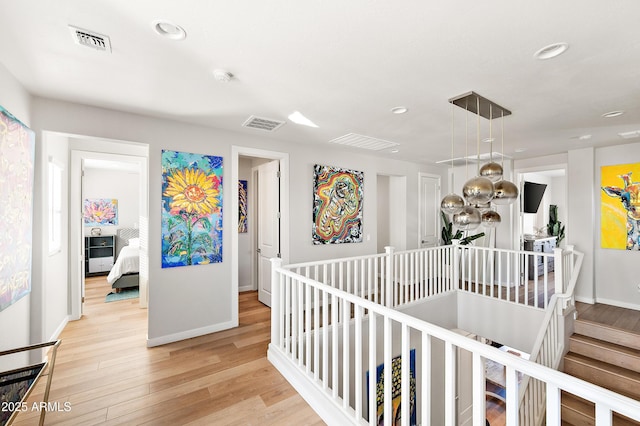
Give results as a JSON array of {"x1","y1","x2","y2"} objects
[
  {"x1": 419, "y1": 173, "x2": 441, "y2": 247},
  {"x1": 257, "y1": 160, "x2": 280, "y2": 306}
]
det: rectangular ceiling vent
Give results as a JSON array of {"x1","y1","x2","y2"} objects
[
  {"x1": 618, "y1": 130, "x2": 640, "y2": 139},
  {"x1": 69, "y1": 25, "x2": 112, "y2": 52},
  {"x1": 328, "y1": 133, "x2": 399, "y2": 151},
  {"x1": 436, "y1": 152, "x2": 510, "y2": 166},
  {"x1": 242, "y1": 115, "x2": 285, "y2": 132}
]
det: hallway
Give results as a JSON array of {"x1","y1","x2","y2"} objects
[{"x1": 13, "y1": 278, "x2": 323, "y2": 425}]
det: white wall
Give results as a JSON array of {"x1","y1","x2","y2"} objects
[
  {"x1": 83, "y1": 167, "x2": 140, "y2": 237},
  {"x1": 0, "y1": 62, "x2": 33, "y2": 369},
  {"x1": 42, "y1": 133, "x2": 69, "y2": 346},
  {"x1": 567, "y1": 148, "x2": 596, "y2": 304},
  {"x1": 29, "y1": 96, "x2": 447, "y2": 345},
  {"x1": 376, "y1": 175, "x2": 390, "y2": 253},
  {"x1": 596, "y1": 142, "x2": 640, "y2": 309}
]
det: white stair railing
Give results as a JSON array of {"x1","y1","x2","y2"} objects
[{"x1": 269, "y1": 254, "x2": 639, "y2": 425}]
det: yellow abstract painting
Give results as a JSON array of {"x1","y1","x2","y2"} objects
[{"x1": 601, "y1": 162, "x2": 640, "y2": 250}]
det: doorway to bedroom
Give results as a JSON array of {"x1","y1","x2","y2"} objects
[{"x1": 66, "y1": 135, "x2": 149, "y2": 323}]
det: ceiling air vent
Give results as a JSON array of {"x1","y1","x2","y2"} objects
[
  {"x1": 242, "y1": 115, "x2": 285, "y2": 132},
  {"x1": 328, "y1": 133, "x2": 399, "y2": 151},
  {"x1": 68, "y1": 25, "x2": 112, "y2": 52}
]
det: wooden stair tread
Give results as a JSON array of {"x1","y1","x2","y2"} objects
[
  {"x1": 574, "y1": 319, "x2": 640, "y2": 351},
  {"x1": 561, "y1": 392, "x2": 640, "y2": 426},
  {"x1": 570, "y1": 334, "x2": 640, "y2": 374},
  {"x1": 564, "y1": 352, "x2": 640, "y2": 399}
]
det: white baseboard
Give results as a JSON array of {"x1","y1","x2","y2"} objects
[
  {"x1": 146, "y1": 320, "x2": 236, "y2": 347},
  {"x1": 575, "y1": 295, "x2": 596, "y2": 305},
  {"x1": 49, "y1": 316, "x2": 69, "y2": 342},
  {"x1": 595, "y1": 297, "x2": 640, "y2": 312},
  {"x1": 268, "y1": 345, "x2": 355, "y2": 425},
  {"x1": 238, "y1": 285, "x2": 255, "y2": 292}
]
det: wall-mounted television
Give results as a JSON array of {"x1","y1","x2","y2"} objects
[{"x1": 523, "y1": 181, "x2": 547, "y2": 213}]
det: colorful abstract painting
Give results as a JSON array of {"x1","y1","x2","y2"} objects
[
  {"x1": 161, "y1": 150, "x2": 223, "y2": 267},
  {"x1": 601, "y1": 162, "x2": 640, "y2": 250},
  {"x1": 83, "y1": 198, "x2": 118, "y2": 226},
  {"x1": 313, "y1": 164, "x2": 363, "y2": 244},
  {"x1": 0, "y1": 105, "x2": 35, "y2": 312},
  {"x1": 367, "y1": 349, "x2": 417, "y2": 426},
  {"x1": 238, "y1": 180, "x2": 248, "y2": 233}
]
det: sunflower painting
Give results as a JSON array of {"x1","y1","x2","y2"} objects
[{"x1": 161, "y1": 150, "x2": 223, "y2": 268}]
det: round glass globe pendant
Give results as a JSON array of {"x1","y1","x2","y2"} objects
[
  {"x1": 492, "y1": 180, "x2": 519, "y2": 205},
  {"x1": 453, "y1": 205, "x2": 482, "y2": 231},
  {"x1": 462, "y1": 176, "x2": 495, "y2": 205},
  {"x1": 479, "y1": 161, "x2": 503, "y2": 182},
  {"x1": 441, "y1": 193, "x2": 465, "y2": 215},
  {"x1": 481, "y1": 210, "x2": 502, "y2": 228}
]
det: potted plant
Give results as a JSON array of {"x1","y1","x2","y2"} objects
[
  {"x1": 441, "y1": 211, "x2": 485, "y2": 245},
  {"x1": 547, "y1": 204, "x2": 565, "y2": 244}
]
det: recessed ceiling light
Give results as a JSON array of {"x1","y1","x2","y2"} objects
[
  {"x1": 390, "y1": 149, "x2": 399, "y2": 153},
  {"x1": 152, "y1": 20, "x2": 186, "y2": 40},
  {"x1": 514, "y1": 148, "x2": 527, "y2": 153},
  {"x1": 482, "y1": 137, "x2": 495, "y2": 143},
  {"x1": 602, "y1": 110, "x2": 625, "y2": 118},
  {"x1": 391, "y1": 106, "x2": 408, "y2": 114},
  {"x1": 578, "y1": 134, "x2": 592, "y2": 140},
  {"x1": 533, "y1": 42, "x2": 569, "y2": 60},
  {"x1": 288, "y1": 111, "x2": 318, "y2": 128}
]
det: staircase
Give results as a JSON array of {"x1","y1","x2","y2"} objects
[{"x1": 561, "y1": 318, "x2": 640, "y2": 425}]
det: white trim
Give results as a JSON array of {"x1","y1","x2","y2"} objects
[
  {"x1": 418, "y1": 172, "x2": 441, "y2": 248},
  {"x1": 575, "y1": 295, "x2": 596, "y2": 305},
  {"x1": 595, "y1": 297, "x2": 640, "y2": 312},
  {"x1": 231, "y1": 146, "x2": 290, "y2": 319},
  {"x1": 49, "y1": 316, "x2": 69, "y2": 342},
  {"x1": 146, "y1": 320, "x2": 236, "y2": 347},
  {"x1": 268, "y1": 346, "x2": 355, "y2": 426},
  {"x1": 238, "y1": 285, "x2": 254, "y2": 293}
]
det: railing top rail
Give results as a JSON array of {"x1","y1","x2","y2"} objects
[
  {"x1": 274, "y1": 265, "x2": 639, "y2": 421},
  {"x1": 283, "y1": 252, "x2": 388, "y2": 270}
]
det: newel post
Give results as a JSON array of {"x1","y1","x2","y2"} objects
[
  {"x1": 553, "y1": 247, "x2": 564, "y2": 295},
  {"x1": 271, "y1": 258, "x2": 283, "y2": 348},
  {"x1": 452, "y1": 239, "x2": 460, "y2": 291},
  {"x1": 384, "y1": 246, "x2": 395, "y2": 308}
]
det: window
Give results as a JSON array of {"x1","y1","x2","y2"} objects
[{"x1": 48, "y1": 158, "x2": 63, "y2": 255}]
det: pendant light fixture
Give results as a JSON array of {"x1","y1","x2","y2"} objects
[
  {"x1": 491, "y1": 109, "x2": 519, "y2": 205},
  {"x1": 441, "y1": 103, "x2": 465, "y2": 215},
  {"x1": 444, "y1": 91, "x2": 519, "y2": 233},
  {"x1": 462, "y1": 96, "x2": 495, "y2": 205},
  {"x1": 479, "y1": 104, "x2": 504, "y2": 182}
]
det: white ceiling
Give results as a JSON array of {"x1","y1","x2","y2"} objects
[{"x1": 1, "y1": 0, "x2": 639, "y2": 165}]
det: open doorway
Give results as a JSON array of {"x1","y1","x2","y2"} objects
[
  {"x1": 231, "y1": 147, "x2": 289, "y2": 325},
  {"x1": 515, "y1": 166, "x2": 567, "y2": 250},
  {"x1": 65, "y1": 134, "x2": 149, "y2": 324}
]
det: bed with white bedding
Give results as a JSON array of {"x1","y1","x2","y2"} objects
[{"x1": 107, "y1": 230, "x2": 140, "y2": 290}]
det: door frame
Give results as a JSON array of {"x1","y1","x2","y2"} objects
[
  {"x1": 418, "y1": 172, "x2": 441, "y2": 247},
  {"x1": 231, "y1": 147, "x2": 289, "y2": 323},
  {"x1": 68, "y1": 136, "x2": 149, "y2": 320}
]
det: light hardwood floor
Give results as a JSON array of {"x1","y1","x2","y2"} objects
[{"x1": 12, "y1": 277, "x2": 324, "y2": 425}]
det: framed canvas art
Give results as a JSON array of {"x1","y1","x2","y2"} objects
[
  {"x1": 238, "y1": 180, "x2": 248, "y2": 233},
  {"x1": 601, "y1": 163, "x2": 640, "y2": 250},
  {"x1": 0, "y1": 105, "x2": 35, "y2": 312},
  {"x1": 367, "y1": 349, "x2": 417, "y2": 426},
  {"x1": 83, "y1": 198, "x2": 118, "y2": 226},
  {"x1": 161, "y1": 150, "x2": 223, "y2": 267},
  {"x1": 312, "y1": 164, "x2": 363, "y2": 244}
]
